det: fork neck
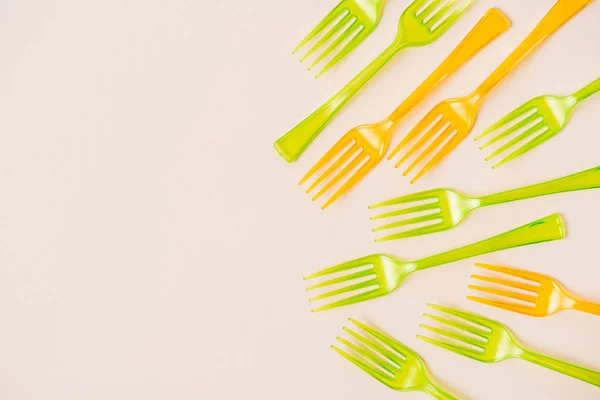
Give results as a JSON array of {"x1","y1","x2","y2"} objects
[
  {"x1": 571, "y1": 77, "x2": 600, "y2": 104},
  {"x1": 572, "y1": 299, "x2": 600, "y2": 316},
  {"x1": 422, "y1": 382, "x2": 457, "y2": 400}
]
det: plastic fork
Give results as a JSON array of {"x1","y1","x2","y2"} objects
[
  {"x1": 388, "y1": 0, "x2": 594, "y2": 183},
  {"x1": 419, "y1": 304, "x2": 600, "y2": 387},
  {"x1": 274, "y1": 0, "x2": 474, "y2": 163},
  {"x1": 293, "y1": 0, "x2": 386, "y2": 77},
  {"x1": 468, "y1": 263, "x2": 600, "y2": 317},
  {"x1": 304, "y1": 214, "x2": 565, "y2": 312},
  {"x1": 299, "y1": 9, "x2": 511, "y2": 209},
  {"x1": 333, "y1": 318, "x2": 458, "y2": 399},
  {"x1": 370, "y1": 165, "x2": 600, "y2": 242},
  {"x1": 476, "y1": 77, "x2": 600, "y2": 167}
]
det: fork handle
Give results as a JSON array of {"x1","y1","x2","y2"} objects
[
  {"x1": 473, "y1": 0, "x2": 593, "y2": 100},
  {"x1": 273, "y1": 40, "x2": 408, "y2": 162},
  {"x1": 416, "y1": 214, "x2": 565, "y2": 270},
  {"x1": 479, "y1": 166, "x2": 600, "y2": 206},
  {"x1": 573, "y1": 300, "x2": 600, "y2": 316},
  {"x1": 572, "y1": 77, "x2": 600, "y2": 103},
  {"x1": 520, "y1": 349, "x2": 600, "y2": 387}
]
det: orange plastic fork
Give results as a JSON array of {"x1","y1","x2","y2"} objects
[
  {"x1": 298, "y1": 9, "x2": 510, "y2": 209},
  {"x1": 468, "y1": 263, "x2": 600, "y2": 317},
  {"x1": 389, "y1": 0, "x2": 594, "y2": 183}
]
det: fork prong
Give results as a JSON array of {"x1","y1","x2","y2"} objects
[
  {"x1": 403, "y1": 124, "x2": 455, "y2": 176},
  {"x1": 468, "y1": 284, "x2": 537, "y2": 304},
  {"x1": 300, "y1": 14, "x2": 355, "y2": 62},
  {"x1": 350, "y1": 319, "x2": 410, "y2": 359},
  {"x1": 370, "y1": 202, "x2": 439, "y2": 221},
  {"x1": 470, "y1": 274, "x2": 538, "y2": 294},
  {"x1": 423, "y1": 312, "x2": 488, "y2": 337},
  {"x1": 417, "y1": 334, "x2": 479, "y2": 358},
  {"x1": 375, "y1": 221, "x2": 445, "y2": 242},
  {"x1": 388, "y1": 111, "x2": 441, "y2": 162},
  {"x1": 312, "y1": 151, "x2": 369, "y2": 201},
  {"x1": 491, "y1": 129, "x2": 558, "y2": 168},
  {"x1": 293, "y1": 5, "x2": 348, "y2": 54},
  {"x1": 419, "y1": 323, "x2": 486, "y2": 350},
  {"x1": 306, "y1": 268, "x2": 375, "y2": 290},
  {"x1": 427, "y1": 304, "x2": 492, "y2": 330},
  {"x1": 321, "y1": 159, "x2": 374, "y2": 209},
  {"x1": 430, "y1": 0, "x2": 473, "y2": 34},
  {"x1": 316, "y1": 26, "x2": 366, "y2": 77},
  {"x1": 312, "y1": 288, "x2": 383, "y2": 312},
  {"x1": 332, "y1": 345, "x2": 391, "y2": 384},
  {"x1": 308, "y1": 279, "x2": 379, "y2": 302},
  {"x1": 475, "y1": 263, "x2": 543, "y2": 285},
  {"x1": 299, "y1": 134, "x2": 354, "y2": 185},
  {"x1": 396, "y1": 118, "x2": 447, "y2": 166},
  {"x1": 336, "y1": 337, "x2": 398, "y2": 375},
  {"x1": 475, "y1": 104, "x2": 535, "y2": 141},
  {"x1": 305, "y1": 143, "x2": 359, "y2": 193},
  {"x1": 409, "y1": 129, "x2": 461, "y2": 183},
  {"x1": 308, "y1": 21, "x2": 360, "y2": 71},
  {"x1": 343, "y1": 327, "x2": 404, "y2": 365},
  {"x1": 369, "y1": 190, "x2": 438, "y2": 210},
  {"x1": 485, "y1": 122, "x2": 547, "y2": 161},
  {"x1": 424, "y1": 0, "x2": 459, "y2": 28},
  {"x1": 303, "y1": 256, "x2": 375, "y2": 280},
  {"x1": 372, "y1": 212, "x2": 441, "y2": 232},
  {"x1": 467, "y1": 296, "x2": 534, "y2": 315},
  {"x1": 478, "y1": 112, "x2": 541, "y2": 150}
]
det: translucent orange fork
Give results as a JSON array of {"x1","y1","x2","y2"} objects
[
  {"x1": 468, "y1": 263, "x2": 600, "y2": 317},
  {"x1": 389, "y1": 0, "x2": 594, "y2": 183},
  {"x1": 299, "y1": 9, "x2": 510, "y2": 209}
]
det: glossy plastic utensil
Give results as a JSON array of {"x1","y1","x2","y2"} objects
[
  {"x1": 476, "y1": 77, "x2": 600, "y2": 167},
  {"x1": 370, "y1": 165, "x2": 600, "y2": 242},
  {"x1": 304, "y1": 214, "x2": 565, "y2": 312},
  {"x1": 419, "y1": 304, "x2": 600, "y2": 387},
  {"x1": 299, "y1": 9, "x2": 511, "y2": 209},
  {"x1": 333, "y1": 318, "x2": 458, "y2": 399},
  {"x1": 468, "y1": 263, "x2": 600, "y2": 317},
  {"x1": 389, "y1": 0, "x2": 594, "y2": 183},
  {"x1": 293, "y1": 0, "x2": 386, "y2": 77},
  {"x1": 274, "y1": 0, "x2": 474, "y2": 162}
]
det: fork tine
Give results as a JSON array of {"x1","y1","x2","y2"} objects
[
  {"x1": 409, "y1": 129, "x2": 460, "y2": 183},
  {"x1": 430, "y1": 0, "x2": 473, "y2": 33},
  {"x1": 369, "y1": 190, "x2": 437, "y2": 210},
  {"x1": 370, "y1": 202, "x2": 439, "y2": 221},
  {"x1": 396, "y1": 118, "x2": 447, "y2": 166},
  {"x1": 311, "y1": 288, "x2": 383, "y2": 312},
  {"x1": 491, "y1": 129, "x2": 558, "y2": 168},
  {"x1": 423, "y1": 312, "x2": 488, "y2": 337},
  {"x1": 475, "y1": 263, "x2": 543, "y2": 284},
  {"x1": 375, "y1": 221, "x2": 445, "y2": 242},
  {"x1": 305, "y1": 143, "x2": 359, "y2": 193},
  {"x1": 300, "y1": 14, "x2": 355, "y2": 62},
  {"x1": 343, "y1": 326, "x2": 404, "y2": 364},
  {"x1": 427, "y1": 304, "x2": 492, "y2": 329},
  {"x1": 475, "y1": 104, "x2": 535, "y2": 141},
  {"x1": 403, "y1": 124, "x2": 454, "y2": 176},
  {"x1": 372, "y1": 213, "x2": 441, "y2": 232},
  {"x1": 467, "y1": 296, "x2": 534, "y2": 314},
  {"x1": 306, "y1": 268, "x2": 375, "y2": 290},
  {"x1": 419, "y1": 323, "x2": 486, "y2": 349},
  {"x1": 478, "y1": 113, "x2": 541, "y2": 150},
  {"x1": 299, "y1": 135, "x2": 355, "y2": 185},
  {"x1": 485, "y1": 122, "x2": 547, "y2": 161},
  {"x1": 321, "y1": 159, "x2": 374, "y2": 209},
  {"x1": 312, "y1": 151, "x2": 369, "y2": 201},
  {"x1": 389, "y1": 112, "x2": 441, "y2": 163},
  {"x1": 350, "y1": 319, "x2": 410, "y2": 359},
  {"x1": 417, "y1": 334, "x2": 479, "y2": 358},
  {"x1": 468, "y1": 284, "x2": 537, "y2": 304},
  {"x1": 424, "y1": 0, "x2": 459, "y2": 28},
  {"x1": 336, "y1": 337, "x2": 398, "y2": 374},
  {"x1": 316, "y1": 26, "x2": 366, "y2": 77},
  {"x1": 332, "y1": 346, "x2": 391, "y2": 384},
  {"x1": 470, "y1": 274, "x2": 538, "y2": 293},
  {"x1": 308, "y1": 21, "x2": 360, "y2": 71},
  {"x1": 293, "y1": 5, "x2": 348, "y2": 54},
  {"x1": 308, "y1": 278, "x2": 379, "y2": 302},
  {"x1": 303, "y1": 256, "x2": 375, "y2": 280}
]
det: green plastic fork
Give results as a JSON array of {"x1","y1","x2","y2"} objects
[
  {"x1": 476, "y1": 77, "x2": 600, "y2": 167},
  {"x1": 275, "y1": 0, "x2": 474, "y2": 162},
  {"x1": 293, "y1": 0, "x2": 386, "y2": 77},
  {"x1": 370, "y1": 165, "x2": 600, "y2": 242},
  {"x1": 419, "y1": 304, "x2": 600, "y2": 387},
  {"x1": 333, "y1": 318, "x2": 458, "y2": 399},
  {"x1": 304, "y1": 214, "x2": 565, "y2": 312}
]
